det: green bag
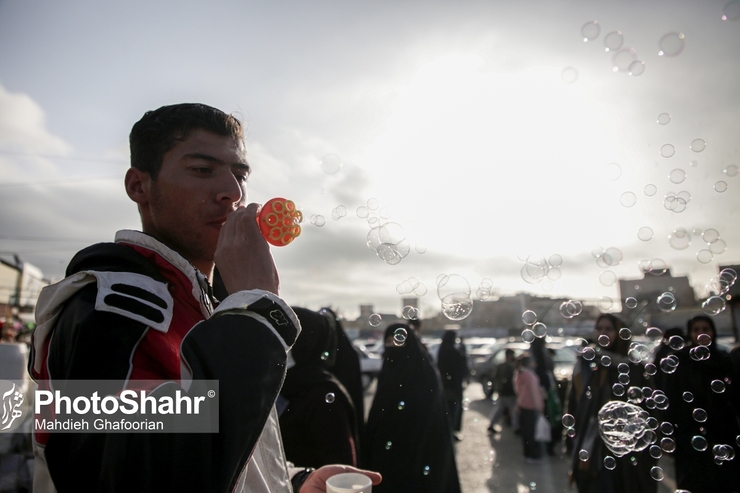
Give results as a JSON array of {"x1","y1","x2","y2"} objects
[{"x1": 546, "y1": 388, "x2": 562, "y2": 427}]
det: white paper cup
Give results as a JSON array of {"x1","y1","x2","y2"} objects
[{"x1": 325, "y1": 472, "x2": 372, "y2": 493}]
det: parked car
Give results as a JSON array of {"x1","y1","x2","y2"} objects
[{"x1": 475, "y1": 341, "x2": 577, "y2": 401}]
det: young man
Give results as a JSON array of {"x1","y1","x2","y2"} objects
[{"x1": 29, "y1": 103, "x2": 380, "y2": 492}]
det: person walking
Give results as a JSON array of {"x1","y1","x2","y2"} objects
[
  {"x1": 437, "y1": 330, "x2": 470, "y2": 440},
  {"x1": 487, "y1": 348, "x2": 518, "y2": 434},
  {"x1": 515, "y1": 354, "x2": 545, "y2": 463}
]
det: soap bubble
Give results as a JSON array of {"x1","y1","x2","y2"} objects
[
  {"x1": 604, "y1": 456, "x2": 617, "y2": 470},
  {"x1": 629, "y1": 60, "x2": 645, "y2": 76},
  {"x1": 702, "y1": 228, "x2": 720, "y2": 243},
  {"x1": 649, "y1": 445, "x2": 662, "y2": 459},
  {"x1": 393, "y1": 327, "x2": 408, "y2": 346},
  {"x1": 604, "y1": 31, "x2": 624, "y2": 51},
  {"x1": 617, "y1": 363, "x2": 630, "y2": 374},
  {"x1": 644, "y1": 184, "x2": 657, "y2": 196},
  {"x1": 692, "y1": 408, "x2": 708, "y2": 422},
  {"x1": 697, "y1": 333, "x2": 712, "y2": 347},
  {"x1": 660, "y1": 144, "x2": 676, "y2": 158},
  {"x1": 522, "y1": 310, "x2": 537, "y2": 325},
  {"x1": 562, "y1": 414, "x2": 576, "y2": 427},
  {"x1": 532, "y1": 322, "x2": 548, "y2": 338},
  {"x1": 331, "y1": 205, "x2": 348, "y2": 220},
  {"x1": 521, "y1": 255, "x2": 550, "y2": 283},
  {"x1": 660, "y1": 355, "x2": 679, "y2": 374},
  {"x1": 683, "y1": 391, "x2": 694, "y2": 402},
  {"x1": 600, "y1": 271, "x2": 617, "y2": 287},
  {"x1": 560, "y1": 300, "x2": 583, "y2": 318},
  {"x1": 582, "y1": 347, "x2": 596, "y2": 361},
  {"x1": 598, "y1": 297, "x2": 614, "y2": 311},
  {"x1": 703, "y1": 296, "x2": 727, "y2": 315},
  {"x1": 628, "y1": 343, "x2": 651, "y2": 363},
  {"x1": 578, "y1": 449, "x2": 590, "y2": 461},
  {"x1": 367, "y1": 222, "x2": 410, "y2": 265},
  {"x1": 668, "y1": 335, "x2": 685, "y2": 350},
  {"x1": 690, "y1": 346, "x2": 711, "y2": 361},
  {"x1": 325, "y1": 392, "x2": 336, "y2": 403},
  {"x1": 619, "y1": 328, "x2": 632, "y2": 340},
  {"x1": 668, "y1": 228, "x2": 691, "y2": 250},
  {"x1": 598, "y1": 334, "x2": 611, "y2": 347},
  {"x1": 562, "y1": 66, "x2": 579, "y2": 83},
  {"x1": 620, "y1": 192, "x2": 637, "y2": 207},
  {"x1": 711, "y1": 380, "x2": 726, "y2": 393},
  {"x1": 612, "y1": 383, "x2": 625, "y2": 396},
  {"x1": 598, "y1": 401, "x2": 652, "y2": 457},
  {"x1": 650, "y1": 466, "x2": 665, "y2": 481},
  {"x1": 658, "y1": 32, "x2": 685, "y2": 57},
  {"x1": 656, "y1": 292, "x2": 677, "y2": 312},
  {"x1": 612, "y1": 48, "x2": 637, "y2": 72},
  {"x1": 669, "y1": 169, "x2": 686, "y2": 184},
  {"x1": 441, "y1": 295, "x2": 473, "y2": 321},
  {"x1": 369, "y1": 313, "x2": 382, "y2": 327},
  {"x1": 690, "y1": 138, "x2": 706, "y2": 152},
  {"x1": 637, "y1": 227, "x2": 654, "y2": 241},
  {"x1": 320, "y1": 154, "x2": 342, "y2": 174},
  {"x1": 697, "y1": 249, "x2": 713, "y2": 264},
  {"x1": 715, "y1": 181, "x2": 728, "y2": 192},
  {"x1": 581, "y1": 20, "x2": 601, "y2": 41},
  {"x1": 402, "y1": 305, "x2": 420, "y2": 320},
  {"x1": 625, "y1": 297, "x2": 638, "y2": 309},
  {"x1": 724, "y1": 164, "x2": 738, "y2": 176},
  {"x1": 521, "y1": 329, "x2": 536, "y2": 343},
  {"x1": 657, "y1": 113, "x2": 671, "y2": 125}
]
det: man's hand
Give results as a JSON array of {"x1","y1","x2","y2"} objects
[
  {"x1": 214, "y1": 203, "x2": 280, "y2": 295},
  {"x1": 299, "y1": 465, "x2": 382, "y2": 493}
]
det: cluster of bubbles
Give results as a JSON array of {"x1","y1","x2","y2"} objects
[
  {"x1": 663, "y1": 190, "x2": 692, "y2": 214},
  {"x1": 655, "y1": 291, "x2": 677, "y2": 312},
  {"x1": 690, "y1": 228, "x2": 727, "y2": 265},
  {"x1": 580, "y1": 23, "x2": 649, "y2": 75},
  {"x1": 401, "y1": 305, "x2": 420, "y2": 320},
  {"x1": 396, "y1": 277, "x2": 428, "y2": 297},
  {"x1": 364, "y1": 199, "x2": 411, "y2": 265},
  {"x1": 638, "y1": 258, "x2": 667, "y2": 276},
  {"x1": 391, "y1": 326, "x2": 408, "y2": 346},
  {"x1": 559, "y1": 300, "x2": 583, "y2": 319},
  {"x1": 520, "y1": 253, "x2": 562, "y2": 284},
  {"x1": 520, "y1": 309, "x2": 548, "y2": 342},
  {"x1": 330, "y1": 205, "x2": 347, "y2": 220},
  {"x1": 701, "y1": 268, "x2": 737, "y2": 315},
  {"x1": 475, "y1": 278, "x2": 494, "y2": 300},
  {"x1": 309, "y1": 214, "x2": 326, "y2": 227},
  {"x1": 437, "y1": 274, "x2": 473, "y2": 321},
  {"x1": 598, "y1": 401, "x2": 653, "y2": 457}
]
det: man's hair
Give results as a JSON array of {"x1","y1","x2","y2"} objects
[{"x1": 129, "y1": 103, "x2": 244, "y2": 179}]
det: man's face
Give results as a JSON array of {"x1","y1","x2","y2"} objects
[
  {"x1": 595, "y1": 318, "x2": 618, "y2": 348},
  {"x1": 143, "y1": 129, "x2": 249, "y2": 270}
]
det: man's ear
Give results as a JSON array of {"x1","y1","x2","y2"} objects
[{"x1": 125, "y1": 167, "x2": 151, "y2": 205}]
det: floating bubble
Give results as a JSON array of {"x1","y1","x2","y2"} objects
[
  {"x1": 648, "y1": 258, "x2": 667, "y2": 275},
  {"x1": 369, "y1": 313, "x2": 382, "y2": 327},
  {"x1": 325, "y1": 392, "x2": 336, "y2": 403},
  {"x1": 546, "y1": 267, "x2": 562, "y2": 281},
  {"x1": 521, "y1": 255, "x2": 550, "y2": 284},
  {"x1": 423, "y1": 466, "x2": 430, "y2": 476},
  {"x1": 645, "y1": 363, "x2": 657, "y2": 376},
  {"x1": 562, "y1": 414, "x2": 576, "y2": 428},
  {"x1": 366, "y1": 198, "x2": 379, "y2": 210},
  {"x1": 644, "y1": 184, "x2": 657, "y2": 196},
  {"x1": 599, "y1": 247, "x2": 623, "y2": 267},
  {"x1": 578, "y1": 449, "x2": 589, "y2": 461},
  {"x1": 320, "y1": 154, "x2": 342, "y2": 174},
  {"x1": 393, "y1": 327, "x2": 408, "y2": 346},
  {"x1": 657, "y1": 292, "x2": 677, "y2": 312},
  {"x1": 598, "y1": 334, "x2": 611, "y2": 347},
  {"x1": 532, "y1": 322, "x2": 548, "y2": 338},
  {"x1": 683, "y1": 391, "x2": 694, "y2": 402},
  {"x1": 646, "y1": 327, "x2": 663, "y2": 342},
  {"x1": 657, "y1": 113, "x2": 671, "y2": 125},
  {"x1": 331, "y1": 205, "x2": 348, "y2": 220},
  {"x1": 690, "y1": 345, "x2": 711, "y2": 361},
  {"x1": 660, "y1": 356, "x2": 678, "y2": 374},
  {"x1": 629, "y1": 60, "x2": 645, "y2": 76},
  {"x1": 669, "y1": 169, "x2": 686, "y2": 184},
  {"x1": 637, "y1": 227, "x2": 653, "y2": 241},
  {"x1": 650, "y1": 445, "x2": 663, "y2": 459},
  {"x1": 582, "y1": 20, "x2": 601, "y2": 41},
  {"x1": 697, "y1": 333, "x2": 712, "y2": 346},
  {"x1": 385, "y1": 441, "x2": 392, "y2": 450},
  {"x1": 402, "y1": 305, "x2": 420, "y2": 320},
  {"x1": 559, "y1": 300, "x2": 583, "y2": 319},
  {"x1": 521, "y1": 328, "x2": 535, "y2": 343},
  {"x1": 619, "y1": 328, "x2": 632, "y2": 340},
  {"x1": 690, "y1": 138, "x2": 706, "y2": 152},
  {"x1": 522, "y1": 310, "x2": 538, "y2": 325},
  {"x1": 605, "y1": 162, "x2": 622, "y2": 181},
  {"x1": 692, "y1": 408, "x2": 708, "y2": 422},
  {"x1": 724, "y1": 164, "x2": 739, "y2": 176},
  {"x1": 658, "y1": 32, "x2": 685, "y2": 57},
  {"x1": 604, "y1": 31, "x2": 624, "y2": 51},
  {"x1": 562, "y1": 66, "x2": 579, "y2": 83},
  {"x1": 709, "y1": 239, "x2": 727, "y2": 254},
  {"x1": 619, "y1": 373, "x2": 631, "y2": 385},
  {"x1": 398, "y1": 401, "x2": 405, "y2": 410},
  {"x1": 668, "y1": 335, "x2": 685, "y2": 350},
  {"x1": 663, "y1": 195, "x2": 687, "y2": 213},
  {"x1": 715, "y1": 181, "x2": 728, "y2": 192},
  {"x1": 703, "y1": 229, "x2": 720, "y2": 243},
  {"x1": 625, "y1": 297, "x2": 638, "y2": 309},
  {"x1": 660, "y1": 422, "x2": 674, "y2": 435},
  {"x1": 310, "y1": 214, "x2": 326, "y2": 227},
  {"x1": 598, "y1": 297, "x2": 614, "y2": 311},
  {"x1": 599, "y1": 271, "x2": 617, "y2": 287},
  {"x1": 612, "y1": 383, "x2": 625, "y2": 396},
  {"x1": 620, "y1": 191, "x2": 637, "y2": 207},
  {"x1": 723, "y1": 1, "x2": 740, "y2": 20},
  {"x1": 441, "y1": 295, "x2": 473, "y2": 321},
  {"x1": 598, "y1": 401, "x2": 651, "y2": 457},
  {"x1": 650, "y1": 466, "x2": 665, "y2": 481},
  {"x1": 660, "y1": 437, "x2": 676, "y2": 453},
  {"x1": 697, "y1": 249, "x2": 713, "y2": 264},
  {"x1": 601, "y1": 355, "x2": 612, "y2": 367},
  {"x1": 612, "y1": 48, "x2": 638, "y2": 72},
  {"x1": 668, "y1": 228, "x2": 691, "y2": 250},
  {"x1": 566, "y1": 427, "x2": 577, "y2": 438},
  {"x1": 629, "y1": 343, "x2": 651, "y2": 363},
  {"x1": 660, "y1": 144, "x2": 675, "y2": 158},
  {"x1": 582, "y1": 347, "x2": 596, "y2": 361},
  {"x1": 604, "y1": 456, "x2": 617, "y2": 470},
  {"x1": 711, "y1": 380, "x2": 726, "y2": 393}
]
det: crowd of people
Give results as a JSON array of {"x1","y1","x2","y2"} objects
[{"x1": 1, "y1": 102, "x2": 739, "y2": 492}]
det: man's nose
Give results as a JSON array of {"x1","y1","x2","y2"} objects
[{"x1": 216, "y1": 172, "x2": 244, "y2": 204}]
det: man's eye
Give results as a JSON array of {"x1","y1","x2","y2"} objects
[
  {"x1": 235, "y1": 174, "x2": 248, "y2": 184},
  {"x1": 193, "y1": 167, "x2": 212, "y2": 174}
]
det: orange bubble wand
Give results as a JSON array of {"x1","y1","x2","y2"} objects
[{"x1": 257, "y1": 198, "x2": 303, "y2": 246}]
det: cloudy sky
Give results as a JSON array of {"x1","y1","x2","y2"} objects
[{"x1": 1, "y1": 0, "x2": 739, "y2": 320}]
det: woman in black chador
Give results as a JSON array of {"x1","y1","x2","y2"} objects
[
  {"x1": 663, "y1": 315, "x2": 740, "y2": 493},
  {"x1": 278, "y1": 307, "x2": 359, "y2": 468},
  {"x1": 436, "y1": 330, "x2": 470, "y2": 437},
  {"x1": 363, "y1": 323, "x2": 461, "y2": 493}
]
